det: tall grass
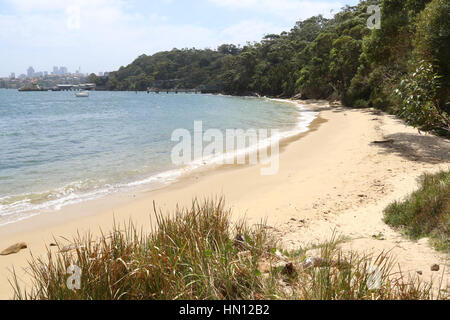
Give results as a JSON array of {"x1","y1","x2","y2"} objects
[
  {"x1": 11, "y1": 199, "x2": 445, "y2": 300},
  {"x1": 384, "y1": 171, "x2": 450, "y2": 252}
]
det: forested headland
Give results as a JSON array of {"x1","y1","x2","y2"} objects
[{"x1": 89, "y1": 0, "x2": 449, "y2": 134}]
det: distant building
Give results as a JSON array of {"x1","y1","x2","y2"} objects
[
  {"x1": 9, "y1": 73, "x2": 15, "y2": 79},
  {"x1": 99, "y1": 72, "x2": 104, "y2": 76},
  {"x1": 52, "y1": 66, "x2": 68, "y2": 76},
  {"x1": 27, "y1": 66, "x2": 35, "y2": 78}
]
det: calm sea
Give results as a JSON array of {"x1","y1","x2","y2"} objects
[{"x1": 0, "y1": 89, "x2": 317, "y2": 226}]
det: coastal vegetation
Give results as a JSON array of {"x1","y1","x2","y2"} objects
[
  {"x1": 11, "y1": 199, "x2": 444, "y2": 300},
  {"x1": 105, "y1": 0, "x2": 449, "y2": 134},
  {"x1": 384, "y1": 170, "x2": 450, "y2": 252}
]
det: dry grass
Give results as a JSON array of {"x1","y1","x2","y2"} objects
[{"x1": 10, "y1": 199, "x2": 448, "y2": 300}]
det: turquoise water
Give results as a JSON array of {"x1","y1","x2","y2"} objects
[{"x1": 0, "y1": 89, "x2": 316, "y2": 226}]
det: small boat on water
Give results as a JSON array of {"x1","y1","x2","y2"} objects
[{"x1": 75, "y1": 91, "x2": 90, "y2": 97}]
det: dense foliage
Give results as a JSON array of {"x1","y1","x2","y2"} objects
[
  {"x1": 107, "y1": 49, "x2": 230, "y2": 91},
  {"x1": 106, "y1": 0, "x2": 449, "y2": 133}
]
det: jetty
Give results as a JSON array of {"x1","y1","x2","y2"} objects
[
  {"x1": 146, "y1": 88, "x2": 200, "y2": 94},
  {"x1": 52, "y1": 83, "x2": 96, "y2": 91},
  {"x1": 145, "y1": 87, "x2": 221, "y2": 94},
  {"x1": 18, "y1": 83, "x2": 97, "y2": 92}
]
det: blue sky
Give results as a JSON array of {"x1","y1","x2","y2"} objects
[{"x1": 0, "y1": 0, "x2": 360, "y2": 77}]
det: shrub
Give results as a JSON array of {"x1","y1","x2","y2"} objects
[{"x1": 384, "y1": 171, "x2": 450, "y2": 251}]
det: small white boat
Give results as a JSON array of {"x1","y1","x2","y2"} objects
[{"x1": 75, "y1": 91, "x2": 90, "y2": 97}]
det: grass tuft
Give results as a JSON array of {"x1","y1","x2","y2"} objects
[
  {"x1": 384, "y1": 171, "x2": 450, "y2": 252},
  {"x1": 11, "y1": 198, "x2": 446, "y2": 300}
]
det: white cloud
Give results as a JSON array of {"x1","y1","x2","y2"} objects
[
  {"x1": 4, "y1": 0, "x2": 143, "y2": 33},
  {"x1": 219, "y1": 20, "x2": 285, "y2": 45},
  {"x1": 6, "y1": 0, "x2": 126, "y2": 12},
  {"x1": 0, "y1": 0, "x2": 222, "y2": 74},
  {"x1": 208, "y1": 0, "x2": 343, "y2": 21}
]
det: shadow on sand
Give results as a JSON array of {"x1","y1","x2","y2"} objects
[{"x1": 374, "y1": 132, "x2": 450, "y2": 164}]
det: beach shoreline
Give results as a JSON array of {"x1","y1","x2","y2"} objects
[
  {"x1": 1, "y1": 99, "x2": 449, "y2": 299},
  {"x1": 0, "y1": 97, "x2": 319, "y2": 233},
  {"x1": 0, "y1": 94, "x2": 312, "y2": 228}
]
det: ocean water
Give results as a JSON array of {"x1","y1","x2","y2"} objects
[{"x1": 0, "y1": 89, "x2": 317, "y2": 226}]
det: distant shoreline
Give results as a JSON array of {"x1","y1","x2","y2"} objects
[{"x1": 6, "y1": 86, "x2": 292, "y2": 98}]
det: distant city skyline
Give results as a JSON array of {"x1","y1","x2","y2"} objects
[
  {"x1": 0, "y1": 0, "x2": 360, "y2": 77},
  {"x1": 6, "y1": 65, "x2": 110, "y2": 79},
  {"x1": 3, "y1": 63, "x2": 106, "y2": 79}
]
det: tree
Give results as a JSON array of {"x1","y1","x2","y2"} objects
[
  {"x1": 296, "y1": 32, "x2": 336, "y2": 98},
  {"x1": 395, "y1": 61, "x2": 450, "y2": 132},
  {"x1": 217, "y1": 44, "x2": 242, "y2": 55},
  {"x1": 87, "y1": 73, "x2": 99, "y2": 84},
  {"x1": 414, "y1": 0, "x2": 450, "y2": 112},
  {"x1": 329, "y1": 35, "x2": 362, "y2": 99}
]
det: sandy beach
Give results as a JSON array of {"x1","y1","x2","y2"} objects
[{"x1": 1, "y1": 100, "x2": 449, "y2": 299}]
